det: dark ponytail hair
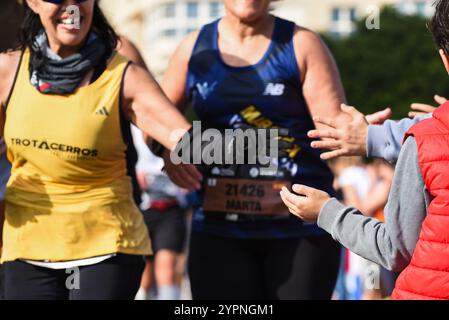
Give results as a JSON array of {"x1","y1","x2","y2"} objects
[{"x1": 18, "y1": 1, "x2": 118, "y2": 57}]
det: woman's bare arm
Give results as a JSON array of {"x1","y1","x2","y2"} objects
[
  {"x1": 122, "y1": 63, "x2": 191, "y2": 151},
  {"x1": 120, "y1": 32, "x2": 204, "y2": 191},
  {"x1": 117, "y1": 37, "x2": 148, "y2": 70},
  {"x1": 161, "y1": 31, "x2": 199, "y2": 112},
  {"x1": 293, "y1": 27, "x2": 349, "y2": 129},
  {"x1": 158, "y1": 31, "x2": 204, "y2": 191}
]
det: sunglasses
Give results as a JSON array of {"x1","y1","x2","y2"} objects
[{"x1": 43, "y1": 0, "x2": 89, "y2": 4}]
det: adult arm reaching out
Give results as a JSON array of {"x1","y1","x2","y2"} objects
[
  {"x1": 308, "y1": 103, "x2": 432, "y2": 164},
  {"x1": 122, "y1": 63, "x2": 192, "y2": 152}
]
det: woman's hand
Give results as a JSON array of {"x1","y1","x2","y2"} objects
[
  {"x1": 162, "y1": 149, "x2": 203, "y2": 192},
  {"x1": 280, "y1": 184, "x2": 331, "y2": 223},
  {"x1": 308, "y1": 104, "x2": 370, "y2": 159},
  {"x1": 307, "y1": 104, "x2": 392, "y2": 160}
]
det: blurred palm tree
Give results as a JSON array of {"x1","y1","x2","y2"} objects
[{"x1": 323, "y1": 6, "x2": 449, "y2": 119}]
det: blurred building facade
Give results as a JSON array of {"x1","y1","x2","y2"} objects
[
  {"x1": 102, "y1": 0, "x2": 225, "y2": 77},
  {"x1": 101, "y1": 0, "x2": 434, "y2": 77},
  {"x1": 274, "y1": 0, "x2": 433, "y2": 37}
]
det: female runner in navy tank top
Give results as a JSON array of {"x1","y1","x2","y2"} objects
[{"x1": 162, "y1": 0, "x2": 348, "y2": 299}]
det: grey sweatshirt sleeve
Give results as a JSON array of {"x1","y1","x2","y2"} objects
[
  {"x1": 367, "y1": 114, "x2": 431, "y2": 164},
  {"x1": 318, "y1": 137, "x2": 429, "y2": 272}
]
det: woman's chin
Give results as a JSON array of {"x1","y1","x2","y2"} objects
[
  {"x1": 55, "y1": 29, "x2": 89, "y2": 49},
  {"x1": 232, "y1": 7, "x2": 267, "y2": 22},
  {"x1": 235, "y1": 13, "x2": 264, "y2": 23}
]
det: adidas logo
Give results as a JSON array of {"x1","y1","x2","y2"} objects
[{"x1": 95, "y1": 106, "x2": 109, "y2": 116}]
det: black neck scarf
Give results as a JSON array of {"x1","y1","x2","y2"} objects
[{"x1": 29, "y1": 31, "x2": 107, "y2": 95}]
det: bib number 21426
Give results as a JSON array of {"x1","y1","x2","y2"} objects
[{"x1": 203, "y1": 178, "x2": 291, "y2": 216}]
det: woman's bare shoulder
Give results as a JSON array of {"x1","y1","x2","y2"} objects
[
  {"x1": 176, "y1": 30, "x2": 201, "y2": 63},
  {"x1": 0, "y1": 50, "x2": 21, "y2": 72},
  {"x1": 0, "y1": 50, "x2": 22, "y2": 80},
  {"x1": 292, "y1": 25, "x2": 333, "y2": 68},
  {"x1": 292, "y1": 25, "x2": 326, "y2": 50}
]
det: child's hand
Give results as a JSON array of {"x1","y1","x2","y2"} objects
[{"x1": 280, "y1": 184, "x2": 331, "y2": 223}]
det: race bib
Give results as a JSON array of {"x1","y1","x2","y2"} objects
[{"x1": 203, "y1": 178, "x2": 291, "y2": 216}]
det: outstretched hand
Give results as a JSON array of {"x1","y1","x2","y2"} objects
[
  {"x1": 280, "y1": 184, "x2": 331, "y2": 223},
  {"x1": 409, "y1": 94, "x2": 445, "y2": 118},
  {"x1": 308, "y1": 104, "x2": 391, "y2": 160}
]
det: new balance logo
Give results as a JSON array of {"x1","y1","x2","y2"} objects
[
  {"x1": 95, "y1": 107, "x2": 109, "y2": 116},
  {"x1": 263, "y1": 83, "x2": 285, "y2": 96}
]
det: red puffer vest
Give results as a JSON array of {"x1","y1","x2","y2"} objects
[{"x1": 392, "y1": 102, "x2": 449, "y2": 300}]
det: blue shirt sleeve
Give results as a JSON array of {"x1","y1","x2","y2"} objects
[{"x1": 367, "y1": 113, "x2": 432, "y2": 164}]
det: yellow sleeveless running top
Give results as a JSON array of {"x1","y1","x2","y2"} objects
[{"x1": 1, "y1": 49, "x2": 152, "y2": 262}]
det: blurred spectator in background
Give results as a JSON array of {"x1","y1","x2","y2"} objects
[
  {"x1": 132, "y1": 125, "x2": 188, "y2": 300},
  {"x1": 331, "y1": 157, "x2": 370, "y2": 300},
  {"x1": 331, "y1": 157, "x2": 394, "y2": 300}
]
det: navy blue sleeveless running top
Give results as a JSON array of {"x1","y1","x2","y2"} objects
[{"x1": 186, "y1": 17, "x2": 335, "y2": 239}]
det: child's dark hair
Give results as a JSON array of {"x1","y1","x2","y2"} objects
[{"x1": 429, "y1": 0, "x2": 449, "y2": 54}]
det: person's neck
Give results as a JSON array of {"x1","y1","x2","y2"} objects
[{"x1": 221, "y1": 13, "x2": 274, "y2": 42}]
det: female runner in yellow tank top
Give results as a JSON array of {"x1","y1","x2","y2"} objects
[{"x1": 0, "y1": 0, "x2": 198, "y2": 300}]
